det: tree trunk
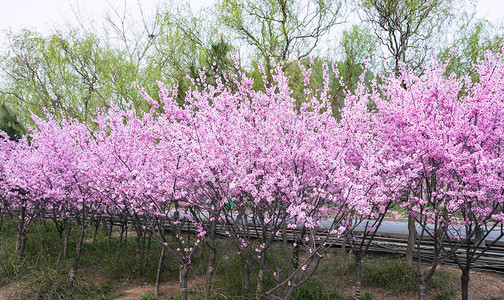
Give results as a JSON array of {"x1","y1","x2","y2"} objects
[
  {"x1": 282, "y1": 223, "x2": 288, "y2": 251},
  {"x1": 0, "y1": 210, "x2": 3, "y2": 248},
  {"x1": 16, "y1": 206, "x2": 26, "y2": 260},
  {"x1": 205, "y1": 229, "x2": 217, "y2": 299},
  {"x1": 474, "y1": 227, "x2": 485, "y2": 247},
  {"x1": 255, "y1": 267, "x2": 264, "y2": 300},
  {"x1": 155, "y1": 246, "x2": 165, "y2": 297},
  {"x1": 92, "y1": 216, "x2": 101, "y2": 244},
  {"x1": 461, "y1": 270, "x2": 470, "y2": 300},
  {"x1": 406, "y1": 214, "x2": 416, "y2": 265},
  {"x1": 108, "y1": 218, "x2": 113, "y2": 252},
  {"x1": 63, "y1": 222, "x2": 70, "y2": 258},
  {"x1": 118, "y1": 225, "x2": 124, "y2": 250},
  {"x1": 355, "y1": 259, "x2": 362, "y2": 300},
  {"x1": 418, "y1": 282, "x2": 426, "y2": 300},
  {"x1": 17, "y1": 233, "x2": 26, "y2": 261},
  {"x1": 180, "y1": 263, "x2": 189, "y2": 300},
  {"x1": 124, "y1": 221, "x2": 128, "y2": 246},
  {"x1": 68, "y1": 226, "x2": 86, "y2": 291},
  {"x1": 244, "y1": 263, "x2": 253, "y2": 299},
  {"x1": 135, "y1": 231, "x2": 143, "y2": 271}
]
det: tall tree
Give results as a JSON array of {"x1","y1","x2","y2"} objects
[
  {"x1": 360, "y1": 0, "x2": 461, "y2": 265},
  {"x1": 360, "y1": 0, "x2": 458, "y2": 75},
  {"x1": 439, "y1": 19, "x2": 504, "y2": 80},
  {"x1": 217, "y1": 0, "x2": 345, "y2": 80}
]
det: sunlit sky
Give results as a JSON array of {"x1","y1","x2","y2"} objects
[{"x1": 0, "y1": 0, "x2": 502, "y2": 48}]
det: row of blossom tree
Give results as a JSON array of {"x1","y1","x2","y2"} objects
[{"x1": 1, "y1": 50, "x2": 503, "y2": 300}]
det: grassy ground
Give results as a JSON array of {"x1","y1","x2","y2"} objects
[{"x1": 0, "y1": 219, "x2": 484, "y2": 299}]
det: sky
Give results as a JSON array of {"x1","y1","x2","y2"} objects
[{"x1": 0, "y1": 0, "x2": 502, "y2": 48}]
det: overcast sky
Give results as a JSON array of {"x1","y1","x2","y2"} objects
[{"x1": 0, "y1": 0, "x2": 502, "y2": 48}]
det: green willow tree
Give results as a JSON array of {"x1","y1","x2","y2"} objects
[
  {"x1": 217, "y1": 0, "x2": 345, "y2": 80},
  {"x1": 440, "y1": 19, "x2": 504, "y2": 81},
  {"x1": 360, "y1": 0, "x2": 464, "y2": 267},
  {"x1": 0, "y1": 30, "x2": 155, "y2": 123},
  {"x1": 360, "y1": 0, "x2": 458, "y2": 75}
]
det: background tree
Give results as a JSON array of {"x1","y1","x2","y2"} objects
[
  {"x1": 0, "y1": 104, "x2": 25, "y2": 141},
  {"x1": 439, "y1": 19, "x2": 504, "y2": 80},
  {"x1": 216, "y1": 0, "x2": 345, "y2": 80},
  {"x1": 360, "y1": 0, "x2": 458, "y2": 75}
]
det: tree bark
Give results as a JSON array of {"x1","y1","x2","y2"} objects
[
  {"x1": 155, "y1": 246, "x2": 165, "y2": 297},
  {"x1": 63, "y1": 221, "x2": 70, "y2": 258},
  {"x1": 17, "y1": 233, "x2": 26, "y2": 261},
  {"x1": 244, "y1": 263, "x2": 253, "y2": 299},
  {"x1": 92, "y1": 216, "x2": 101, "y2": 244},
  {"x1": 108, "y1": 218, "x2": 113, "y2": 253},
  {"x1": 461, "y1": 270, "x2": 470, "y2": 300},
  {"x1": 418, "y1": 283, "x2": 426, "y2": 300},
  {"x1": 68, "y1": 224, "x2": 86, "y2": 291},
  {"x1": 355, "y1": 259, "x2": 362, "y2": 300},
  {"x1": 135, "y1": 231, "x2": 143, "y2": 271},
  {"x1": 406, "y1": 214, "x2": 416, "y2": 265},
  {"x1": 205, "y1": 227, "x2": 217, "y2": 300},
  {"x1": 255, "y1": 266, "x2": 264, "y2": 300},
  {"x1": 16, "y1": 206, "x2": 27, "y2": 260},
  {"x1": 0, "y1": 210, "x2": 3, "y2": 248},
  {"x1": 180, "y1": 263, "x2": 189, "y2": 300}
]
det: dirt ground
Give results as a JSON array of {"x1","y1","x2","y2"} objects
[
  {"x1": 112, "y1": 265, "x2": 504, "y2": 300},
  {"x1": 0, "y1": 265, "x2": 502, "y2": 299}
]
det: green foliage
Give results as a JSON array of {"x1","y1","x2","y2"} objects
[
  {"x1": 213, "y1": 254, "x2": 244, "y2": 296},
  {"x1": 139, "y1": 293, "x2": 158, "y2": 300},
  {"x1": 361, "y1": 258, "x2": 417, "y2": 292},
  {"x1": 361, "y1": 0, "x2": 460, "y2": 73},
  {"x1": 440, "y1": 19, "x2": 504, "y2": 80},
  {"x1": 436, "y1": 291, "x2": 454, "y2": 300},
  {"x1": 292, "y1": 279, "x2": 345, "y2": 300},
  {"x1": 362, "y1": 292, "x2": 374, "y2": 300},
  {"x1": 217, "y1": 0, "x2": 344, "y2": 77},
  {"x1": 0, "y1": 104, "x2": 25, "y2": 140},
  {"x1": 361, "y1": 256, "x2": 454, "y2": 294}
]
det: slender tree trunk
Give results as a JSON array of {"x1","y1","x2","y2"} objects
[
  {"x1": 255, "y1": 260, "x2": 265, "y2": 300},
  {"x1": 135, "y1": 230, "x2": 143, "y2": 271},
  {"x1": 68, "y1": 224, "x2": 86, "y2": 291},
  {"x1": 406, "y1": 214, "x2": 416, "y2": 265},
  {"x1": 108, "y1": 218, "x2": 113, "y2": 252},
  {"x1": 92, "y1": 216, "x2": 100, "y2": 243},
  {"x1": 474, "y1": 227, "x2": 485, "y2": 247},
  {"x1": 282, "y1": 223, "x2": 288, "y2": 250},
  {"x1": 17, "y1": 233, "x2": 26, "y2": 261},
  {"x1": 0, "y1": 210, "x2": 3, "y2": 248},
  {"x1": 155, "y1": 246, "x2": 165, "y2": 297},
  {"x1": 205, "y1": 227, "x2": 217, "y2": 300},
  {"x1": 63, "y1": 221, "x2": 70, "y2": 258},
  {"x1": 124, "y1": 221, "x2": 128, "y2": 246},
  {"x1": 244, "y1": 263, "x2": 253, "y2": 299},
  {"x1": 355, "y1": 259, "x2": 362, "y2": 300},
  {"x1": 180, "y1": 263, "x2": 189, "y2": 300},
  {"x1": 461, "y1": 270, "x2": 470, "y2": 300},
  {"x1": 418, "y1": 281, "x2": 426, "y2": 300},
  {"x1": 16, "y1": 206, "x2": 26, "y2": 260},
  {"x1": 118, "y1": 225, "x2": 124, "y2": 250}
]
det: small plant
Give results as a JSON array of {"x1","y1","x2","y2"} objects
[
  {"x1": 292, "y1": 279, "x2": 344, "y2": 300},
  {"x1": 361, "y1": 258, "x2": 417, "y2": 292},
  {"x1": 436, "y1": 291, "x2": 453, "y2": 300},
  {"x1": 139, "y1": 293, "x2": 158, "y2": 300},
  {"x1": 362, "y1": 292, "x2": 373, "y2": 300}
]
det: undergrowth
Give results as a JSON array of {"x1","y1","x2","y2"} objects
[{"x1": 0, "y1": 220, "x2": 468, "y2": 299}]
